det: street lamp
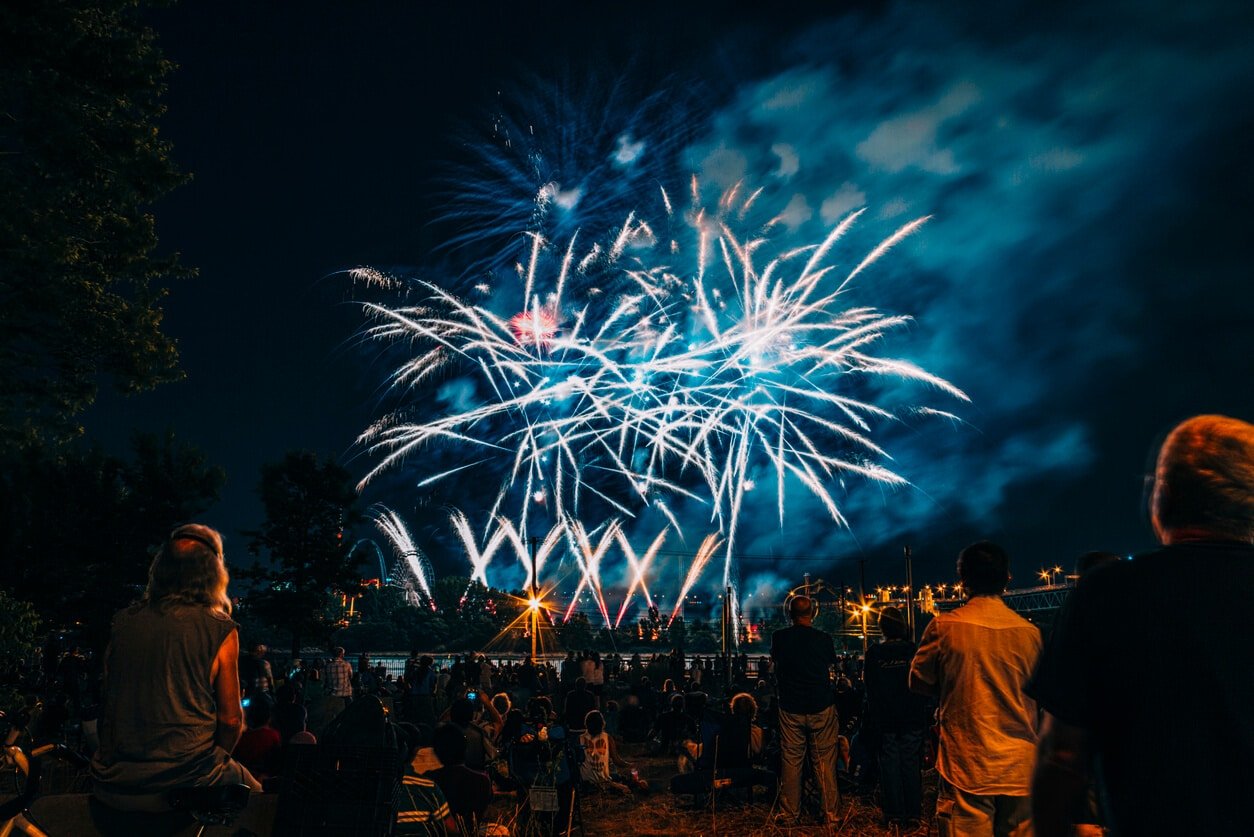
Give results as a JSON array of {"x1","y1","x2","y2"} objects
[{"x1": 527, "y1": 536, "x2": 540, "y2": 663}]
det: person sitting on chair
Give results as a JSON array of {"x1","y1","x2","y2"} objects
[
  {"x1": 650, "y1": 693, "x2": 696, "y2": 756},
  {"x1": 91, "y1": 525, "x2": 261, "y2": 812},
  {"x1": 669, "y1": 693, "x2": 776, "y2": 798}
]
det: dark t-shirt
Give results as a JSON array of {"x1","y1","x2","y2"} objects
[
  {"x1": 1027, "y1": 542, "x2": 1254, "y2": 836},
  {"x1": 619, "y1": 703, "x2": 651, "y2": 742},
  {"x1": 771, "y1": 624, "x2": 837, "y2": 715},
  {"x1": 864, "y1": 639, "x2": 930, "y2": 733},
  {"x1": 564, "y1": 689, "x2": 597, "y2": 730},
  {"x1": 428, "y1": 764, "x2": 492, "y2": 821},
  {"x1": 91, "y1": 605, "x2": 238, "y2": 794}
]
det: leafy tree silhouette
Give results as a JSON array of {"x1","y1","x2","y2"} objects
[{"x1": 244, "y1": 451, "x2": 365, "y2": 657}]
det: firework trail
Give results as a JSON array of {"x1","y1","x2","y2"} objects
[
  {"x1": 371, "y1": 506, "x2": 436, "y2": 609},
  {"x1": 668, "y1": 533, "x2": 722, "y2": 626},
  {"x1": 450, "y1": 509, "x2": 509, "y2": 588},
  {"x1": 561, "y1": 518, "x2": 619, "y2": 629},
  {"x1": 614, "y1": 526, "x2": 668, "y2": 628},
  {"x1": 497, "y1": 517, "x2": 565, "y2": 591},
  {"x1": 357, "y1": 178, "x2": 966, "y2": 610}
]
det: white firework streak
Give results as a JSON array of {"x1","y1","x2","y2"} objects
[
  {"x1": 357, "y1": 183, "x2": 967, "y2": 601},
  {"x1": 371, "y1": 505, "x2": 437, "y2": 609},
  {"x1": 561, "y1": 518, "x2": 618, "y2": 629},
  {"x1": 496, "y1": 517, "x2": 565, "y2": 591},
  {"x1": 450, "y1": 509, "x2": 509, "y2": 588},
  {"x1": 613, "y1": 526, "x2": 668, "y2": 628},
  {"x1": 668, "y1": 533, "x2": 722, "y2": 626}
]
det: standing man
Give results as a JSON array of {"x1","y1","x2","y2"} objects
[
  {"x1": 1030, "y1": 415, "x2": 1254, "y2": 836},
  {"x1": 238, "y1": 643, "x2": 273, "y2": 698},
  {"x1": 770, "y1": 595, "x2": 839, "y2": 826},
  {"x1": 325, "y1": 646, "x2": 354, "y2": 712},
  {"x1": 864, "y1": 607, "x2": 930, "y2": 828},
  {"x1": 910, "y1": 541, "x2": 1041, "y2": 837}
]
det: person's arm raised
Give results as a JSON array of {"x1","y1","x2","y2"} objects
[
  {"x1": 479, "y1": 690, "x2": 503, "y2": 731},
  {"x1": 212, "y1": 629, "x2": 245, "y2": 752}
]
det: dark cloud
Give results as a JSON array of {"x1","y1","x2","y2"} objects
[
  {"x1": 87, "y1": 0, "x2": 1254, "y2": 600},
  {"x1": 670, "y1": 0, "x2": 1254, "y2": 583}
]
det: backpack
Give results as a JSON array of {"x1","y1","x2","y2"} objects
[{"x1": 321, "y1": 694, "x2": 402, "y2": 752}]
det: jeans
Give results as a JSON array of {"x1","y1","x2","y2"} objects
[
  {"x1": 878, "y1": 728, "x2": 924, "y2": 820},
  {"x1": 778, "y1": 704, "x2": 840, "y2": 821}
]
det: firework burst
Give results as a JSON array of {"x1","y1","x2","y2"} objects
[
  {"x1": 357, "y1": 180, "x2": 966, "y2": 606},
  {"x1": 371, "y1": 505, "x2": 437, "y2": 609}
]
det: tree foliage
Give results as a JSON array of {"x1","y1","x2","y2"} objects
[
  {"x1": 0, "y1": 431, "x2": 224, "y2": 646},
  {"x1": 0, "y1": 589, "x2": 41, "y2": 714},
  {"x1": 0, "y1": 0, "x2": 191, "y2": 452},
  {"x1": 244, "y1": 452, "x2": 365, "y2": 656}
]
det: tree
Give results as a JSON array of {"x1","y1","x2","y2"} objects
[
  {"x1": 0, "y1": 589, "x2": 40, "y2": 714},
  {"x1": 0, "y1": 431, "x2": 224, "y2": 646},
  {"x1": 686, "y1": 619, "x2": 718, "y2": 653},
  {"x1": 245, "y1": 452, "x2": 365, "y2": 657},
  {"x1": 0, "y1": 0, "x2": 191, "y2": 453},
  {"x1": 429, "y1": 575, "x2": 492, "y2": 617},
  {"x1": 558, "y1": 612, "x2": 594, "y2": 652}
]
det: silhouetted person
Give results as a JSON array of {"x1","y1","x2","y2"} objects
[
  {"x1": 1030, "y1": 415, "x2": 1254, "y2": 836},
  {"x1": 563, "y1": 677, "x2": 597, "y2": 732},
  {"x1": 238, "y1": 643, "x2": 273, "y2": 698},
  {"x1": 1074, "y1": 550, "x2": 1120, "y2": 577},
  {"x1": 865, "y1": 606, "x2": 930, "y2": 827},
  {"x1": 91, "y1": 525, "x2": 260, "y2": 811},
  {"x1": 770, "y1": 595, "x2": 839, "y2": 826},
  {"x1": 428, "y1": 723, "x2": 492, "y2": 833}
]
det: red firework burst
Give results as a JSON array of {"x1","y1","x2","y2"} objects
[{"x1": 508, "y1": 308, "x2": 558, "y2": 347}]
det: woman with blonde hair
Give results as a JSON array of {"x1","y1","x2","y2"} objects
[{"x1": 91, "y1": 524, "x2": 261, "y2": 812}]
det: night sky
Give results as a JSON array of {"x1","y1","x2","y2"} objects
[{"x1": 88, "y1": 0, "x2": 1254, "y2": 607}]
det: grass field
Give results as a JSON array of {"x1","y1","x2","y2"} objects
[{"x1": 481, "y1": 742, "x2": 938, "y2": 837}]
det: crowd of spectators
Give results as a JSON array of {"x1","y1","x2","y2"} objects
[{"x1": 6, "y1": 413, "x2": 1252, "y2": 837}]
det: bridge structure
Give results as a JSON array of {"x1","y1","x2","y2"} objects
[
  {"x1": 934, "y1": 582, "x2": 1075, "y2": 616},
  {"x1": 823, "y1": 580, "x2": 1077, "y2": 647}
]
